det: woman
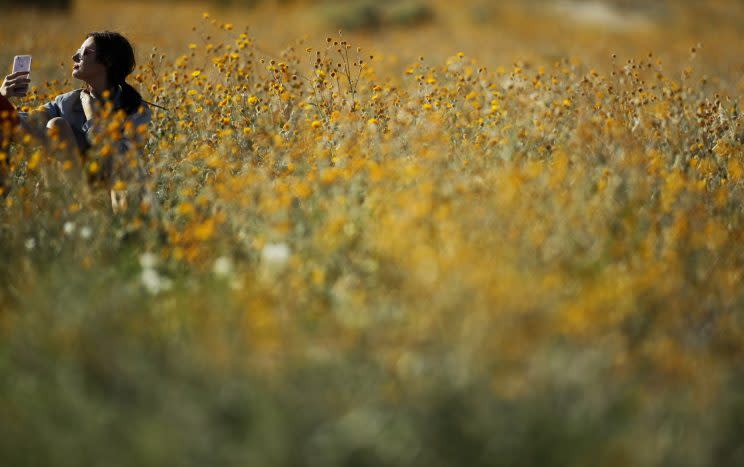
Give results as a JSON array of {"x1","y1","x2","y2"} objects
[{"x1": 1, "y1": 31, "x2": 151, "y2": 183}]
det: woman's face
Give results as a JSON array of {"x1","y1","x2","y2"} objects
[{"x1": 72, "y1": 37, "x2": 106, "y2": 83}]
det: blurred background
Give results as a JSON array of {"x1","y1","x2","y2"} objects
[{"x1": 1, "y1": 0, "x2": 742, "y2": 92}]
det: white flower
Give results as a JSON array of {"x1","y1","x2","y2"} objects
[
  {"x1": 213, "y1": 256, "x2": 234, "y2": 277},
  {"x1": 63, "y1": 222, "x2": 76, "y2": 235},
  {"x1": 139, "y1": 252, "x2": 158, "y2": 269},
  {"x1": 261, "y1": 242, "x2": 290, "y2": 267},
  {"x1": 24, "y1": 238, "x2": 35, "y2": 250},
  {"x1": 79, "y1": 226, "x2": 92, "y2": 239},
  {"x1": 141, "y1": 268, "x2": 172, "y2": 295}
]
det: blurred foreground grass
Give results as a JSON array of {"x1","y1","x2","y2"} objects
[{"x1": 1, "y1": 1, "x2": 744, "y2": 465}]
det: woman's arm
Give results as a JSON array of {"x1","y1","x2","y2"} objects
[
  {"x1": 16, "y1": 91, "x2": 70, "y2": 140},
  {"x1": 1, "y1": 74, "x2": 55, "y2": 141},
  {"x1": 17, "y1": 108, "x2": 52, "y2": 139},
  {"x1": 0, "y1": 71, "x2": 30, "y2": 99}
]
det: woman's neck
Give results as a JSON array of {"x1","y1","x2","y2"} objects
[{"x1": 87, "y1": 77, "x2": 111, "y2": 99}]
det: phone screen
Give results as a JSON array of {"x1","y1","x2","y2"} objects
[{"x1": 12, "y1": 55, "x2": 32, "y2": 74}]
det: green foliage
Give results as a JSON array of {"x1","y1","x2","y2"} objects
[{"x1": 322, "y1": 1, "x2": 434, "y2": 31}]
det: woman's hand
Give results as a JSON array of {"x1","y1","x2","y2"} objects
[
  {"x1": 0, "y1": 71, "x2": 30, "y2": 98},
  {"x1": 80, "y1": 89, "x2": 97, "y2": 121}
]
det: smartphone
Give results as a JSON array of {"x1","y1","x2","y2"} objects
[{"x1": 12, "y1": 55, "x2": 32, "y2": 94}]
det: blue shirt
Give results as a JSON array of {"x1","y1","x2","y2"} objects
[{"x1": 22, "y1": 87, "x2": 151, "y2": 154}]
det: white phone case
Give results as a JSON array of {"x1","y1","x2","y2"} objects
[{"x1": 12, "y1": 55, "x2": 32, "y2": 74}]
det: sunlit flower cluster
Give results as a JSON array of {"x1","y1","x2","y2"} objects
[{"x1": 2, "y1": 9, "x2": 743, "y2": 382}]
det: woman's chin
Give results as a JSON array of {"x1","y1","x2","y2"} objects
[{"x1": 71, "y1": 70, "x2": 82, "y2": 80}]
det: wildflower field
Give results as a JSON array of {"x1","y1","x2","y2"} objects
[{"x1": 1, "y1": 0, "x2": 744, "y2": 465}]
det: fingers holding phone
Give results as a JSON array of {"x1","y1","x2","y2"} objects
[
  {"x1": 2, "y1": 55, "x2": 32, "y2": 98},
  {"x1": 1, "y1": 71, "x2": 30, "y2": 98}
]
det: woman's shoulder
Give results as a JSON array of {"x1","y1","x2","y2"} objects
[
  {"x1": 42, "y1": 89, "x2": 84, "y2": 118},
  {"x1": 52, "y1": 88, "x2": 84, "y2": 100},
  {"x1": 47, "y1": 89, "x2": 84, "y2": 108}
]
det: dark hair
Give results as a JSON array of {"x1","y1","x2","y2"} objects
[{"x1": 86, "y1": 31, "x2": 144, "y2": 115}]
